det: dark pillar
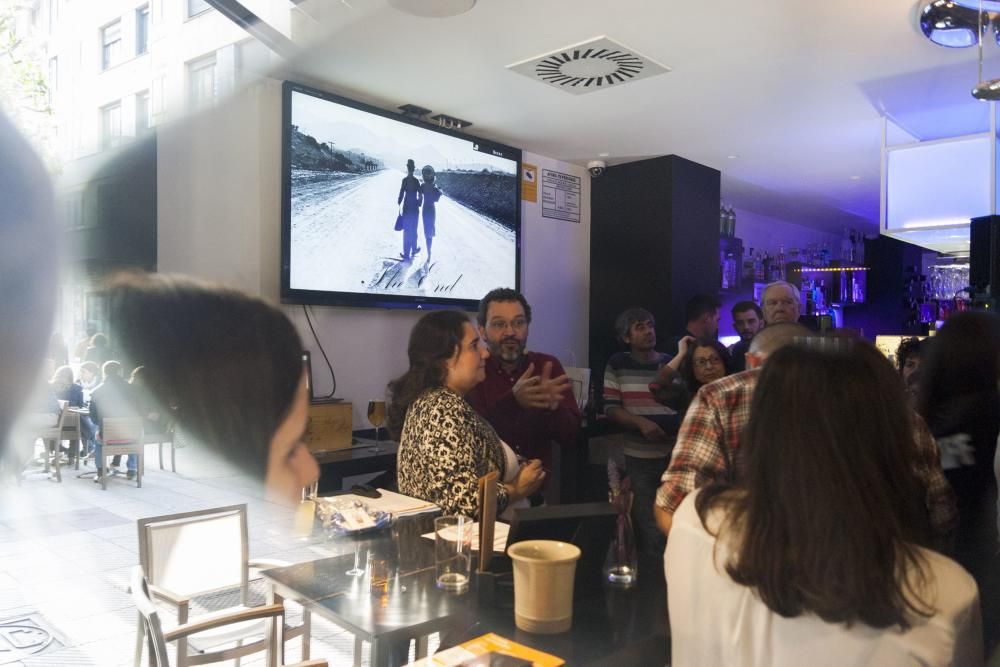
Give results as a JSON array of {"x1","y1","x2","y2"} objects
[{"x1": 588, "y1": 155, "x2": 720, "y2": 378}]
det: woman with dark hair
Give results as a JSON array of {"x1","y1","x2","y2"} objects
[
  {"x1": 678, "y1": 338, "x2": 730, "y2": 395},
  {"x1": 106, "y1": 272, "x2": 319, "y2": 505},
  {"x1": 388, "y1": 310, "x2": 545, "y2": 518},
  {"x1": 917, "y1": 311, "x2": 1000, "y2": 651},
  {"x1": 665, "y1": 341, "x2": 981, "y2": 665}
]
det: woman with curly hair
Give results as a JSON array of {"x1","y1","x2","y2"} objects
[{"x1": 388, "y1": 310, "x2": 544, "y2": 518}]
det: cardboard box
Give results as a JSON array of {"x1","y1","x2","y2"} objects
[{"x1": 303, "y1": 401, "x2": 352, "y2": 452}]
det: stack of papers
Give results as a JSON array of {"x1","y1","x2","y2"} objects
[
  {"x1": 330, "y1": 489, "x2": 439, "y2": 517},
  {"x1": 420, "y1": 521, "x2": 510, "y2": 554}
]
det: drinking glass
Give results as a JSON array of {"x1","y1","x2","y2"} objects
[
  {"x1": 367, "y1": 400, "x2": 386, "y2": 453},
  {"x1": 434, "y1": 515, "x2": 471, "y2": 592},
  {"x1": 345, "y1": 544, "x2": 365, "y2": 576}
]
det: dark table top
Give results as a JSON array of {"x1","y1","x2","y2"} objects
[
  {"x1": 312, "y1": 439, "x2": 399, "y2": 464},
  {"x1": 261, "y1": 513, "x2": 669, "y2": 664}
]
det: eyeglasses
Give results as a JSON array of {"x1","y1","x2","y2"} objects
[
  {"x1": 693, "y1": 357, "x2": 722, "y2": 368},
  {"x1": 487, "y1": 318, "x2": 527, "y2": 333}
]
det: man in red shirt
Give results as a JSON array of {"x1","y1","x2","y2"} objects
[{"x1": 466, "y1": 288, "x2": 580, "y2": 482}]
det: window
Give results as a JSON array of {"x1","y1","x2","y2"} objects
[
  {"x1": 101, "y1": 101, "x2": 122, "y2": 149},
  {"x1": 64, "y1": 193, "x2": 83, "y2": 230},
  {"x1": 187, "y1": 0, "x2": 212, "y2": 18},
  {"x1": 47, "y1": 57, "x2": 58, "y2": 105},
  {"x1": 101, "y1": 20, "x2": 122, "y2": 71},
  {"x1": 187, "y1": 54, "x2": 216, "y2": 110},
  {"x1": 48, "y1": 0, "x2": 58, "y2": 34},
  {"x1": 237, "y1": 39, "x2": 269, "y2": 83},
  {"x1": 136, "y1": 5, "x2": 149, "y2": 56},
  {"x1": 136, "y1": 90, "x2": 150, "y2": 133}
]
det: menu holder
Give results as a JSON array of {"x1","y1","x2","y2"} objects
[
  {"x1": 476, "y1": 472, "x2": 501, "y2": 607},
  {"x1": 477, "y1": 472, "x2": 497, "y2": 572}
]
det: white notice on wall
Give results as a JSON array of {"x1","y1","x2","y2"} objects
[{"x1": 541, "y1": 169, "x2": 581, "y2": 223}]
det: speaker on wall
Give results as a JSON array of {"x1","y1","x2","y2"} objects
[{"x1": 970, "y1": 215, "x2": 1000, "y2": 295}]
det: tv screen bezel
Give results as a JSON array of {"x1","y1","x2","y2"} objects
[{"x1": 280, "y1": 80, "x2": 523, "y2": 310}]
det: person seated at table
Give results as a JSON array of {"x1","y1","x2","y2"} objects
[
  {"x1": 79, "y1": 361, "x2": 100, "y2": 392},
  {"x1": 665, "y1": 339, "x2": 981, "y2": 666},
  {"x1": 89, "y1": 360, "x2": 140, "y2": 479},
  {"x1": 50, "y1": 365, "x2": 84, "y2": 408},
  {"x1": 104, "y1": 271, "x2": 319, "y2": 505},
  {"x1": 388, "y1": 310, "x2": 546, "y2": 519},
  {"x1": 49, "y1": 364, "x2": 85, "y2": 459}
]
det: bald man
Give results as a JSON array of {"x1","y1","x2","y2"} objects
[
  {"x1": 761, "y1": 280, "x2": 801, "y2": 325},
  {"x1": 653, "y1": 324, "x2": 957, "y2": 541}
]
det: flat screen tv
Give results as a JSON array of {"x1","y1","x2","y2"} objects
[{"x1": 281, "y1": 81, "x2": 522, "y2": 309}]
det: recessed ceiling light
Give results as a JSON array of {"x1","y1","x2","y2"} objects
[
  {"x1": 598, "y1": 152, "x2": 610, "y2": 157},
  {"x1": 727, "y1": 154, "x2": 738, "y2": 159},
  {"x1": 387, "y1": 0, "x2": 476, "y2": 18},
  {"x1": 850, "y1": 175, "x2": 861, "y2": 180}
]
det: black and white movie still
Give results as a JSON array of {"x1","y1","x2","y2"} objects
[{"x1": 288, "y1": 90, "x2": 518, "y2": 304}]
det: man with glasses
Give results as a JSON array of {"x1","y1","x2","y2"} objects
[{"x1": 466, "y1": 288, "x2": 579, "y2": 486}]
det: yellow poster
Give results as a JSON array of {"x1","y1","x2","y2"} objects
[{"x1": 521, "y1": 163, "x2": 538, "y2": 202}]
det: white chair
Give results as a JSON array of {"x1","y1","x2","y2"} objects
[
  {"x1": 99, "y1": 416, "x2": 145, "y2": 489},
  {"x1": 563, "y1": 366, "x2": 591, "y2": 413},
  {"x1": 131, "y1": 566, "x2": 325, "y2": 667},
  {"x1": 135, "y1": 505, "x2": 310, "y2": 667}
]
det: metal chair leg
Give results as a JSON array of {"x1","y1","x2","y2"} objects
[{"x1": 134, "y1": 615, "x2": 144, "y2": 667}]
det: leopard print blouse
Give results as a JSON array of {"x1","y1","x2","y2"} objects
[{"x1": 397, "y1": 386, "x2": 510, "y2": 518}]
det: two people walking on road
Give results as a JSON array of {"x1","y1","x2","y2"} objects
[{"x1": 397, "y1": 158, "x2": 442, "y2": 261}]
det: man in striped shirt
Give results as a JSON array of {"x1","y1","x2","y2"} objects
[{"x1": 603, "y1": 307, "x2": 681, "y2": 555}]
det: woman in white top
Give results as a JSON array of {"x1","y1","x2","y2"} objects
[{"x1": 665, "y1": 339, "x2": 982, "y2": 666}]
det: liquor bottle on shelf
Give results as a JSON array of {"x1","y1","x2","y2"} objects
[
  {"x1": 725, "y1": 253, "x2": 737, "y2": 289},
  {"x1": 777, "y1": 244, "x2": 786, "y2": 280},
  {"x1": 754, "y1": 252, "x2": 764, "y2": 282},
  {"x1": 813, "y1": 280, "x2": 826, "y2": 312},
  {"x1": 841, "y1": 228, "x2": 853, "y2": 262}
]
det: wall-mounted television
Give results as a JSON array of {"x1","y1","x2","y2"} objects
[{"x1": 281, "y1": 81, "x2": 522, "y2": 310}]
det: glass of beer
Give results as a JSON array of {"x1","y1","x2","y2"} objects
[{"x1": 367, "y1": 400, "x2": 386, "y2": 453}]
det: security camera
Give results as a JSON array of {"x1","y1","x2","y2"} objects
[{"x1": 587, "y1": 160, "x2": 606, "y2": 178}]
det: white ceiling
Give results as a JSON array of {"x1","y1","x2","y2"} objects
[{"x1": 284, "y1": 0, "x2": 997, "y2": 236}]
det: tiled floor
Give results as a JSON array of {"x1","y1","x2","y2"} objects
[{"x1": 0, "y1": 442, "x2": 406, "y2": 666}]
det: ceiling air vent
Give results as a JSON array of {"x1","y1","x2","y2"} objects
[{"x1": 507, "y1": 36, "x2": 670, "y2": 95}]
